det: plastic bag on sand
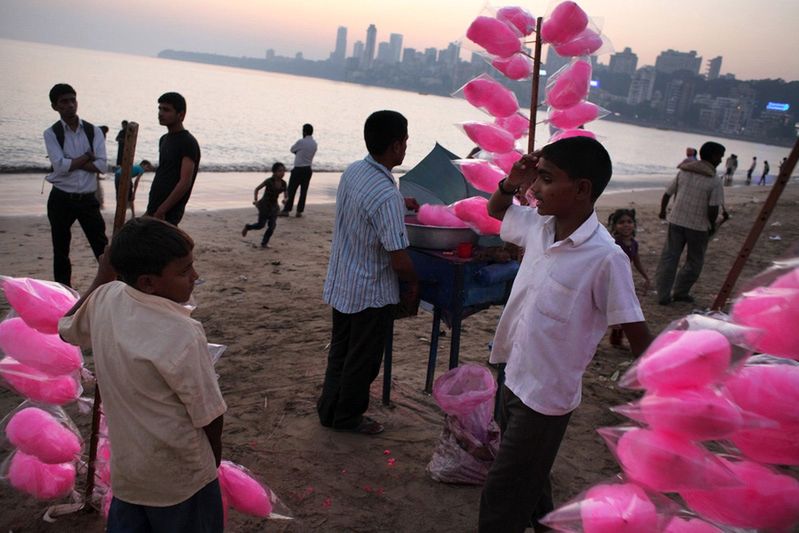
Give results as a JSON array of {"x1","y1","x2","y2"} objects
[
  {"x1": 0, "y1": 276, "x2": 78, "y2": 335},
  {"x1": 432, "y1": 364, "x2": 497, "y2": 441},
  {"x1": 427, "y1": 414, "x2": 499, "y2": 485},
  {"x1": 218, "y1": 460, "x2": 292, "y2": 520},
  {"x1": 3, "y1": 450, "x2": 76, "y2": 500},
  {"x1": 2, "y1": 403, "x2": 82, "y2": 464}
]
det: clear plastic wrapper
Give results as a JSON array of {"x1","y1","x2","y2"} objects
[
  {"x1": 218, "y1": 460, "x2": 292, "y2": 520},
  {"x1": 545, "y1": 59, "x2": 592, "y2": 110},
  {"x1": 451, "y1": 196, "x2": 502, "y2": 236},
  {"x1": 416, "y1": 203, "x2": 470, "y2": 229},
  {"x1": 730, "y1": 286, "x2": 799, "y2": 360},
  {"x1": 452, "y1": 159, "x2": 506, "y2": 194},
  {"x1": 457, "y1": 122, "x2": 517, "y2": 154},
  {"x1": 618, "y1": 315, "x2": 757, "y2": 393},
  {"x1": 491, "y1": 53, "x2": 535, "y2": 80},
  {"x1": 207, "y1": 343, "x2": 226, "y2": 366},
  {"x1": 496, "y1": 5, "x2": 536, "y2": 36},
  {"x1": 2, "y1": 449, "x2": 76, "y2": 500},
  {"x1": 662, "y1": 514, "x2": 725, "y2": 533},
  {"x1": 548, "y1": 102, "x2": 609, "y2": 131},
  {"x1": 0, "y1": 356, "x2": 82, "y2": 405},
  {"x1": 598, "y1": 426, "x2": 738, "y2": 492},
  {"x1": 465, "y1": 15, "x2": 522, "y2": 57},
  {"x1": 540, "y1": 1, "x2": 589, "y2": 45},
  {"x1": 495, "y1": 114, "x2": 530, "y2": 140},
  {"x1": 0, "y1": 276, "x2": 78, "y2": 335},
  {"x1": 455, "y1": 74, "x2": 520, "y2": 118},
  {"x1": 0, "y1": 317, "x2": 83, "y2": 376},
  {"x1": 679, "y1": 455, "x2": 799, "y2": 531},
  {"x1": 1, "y1": 402, "x2": 82, "y2": 464}
]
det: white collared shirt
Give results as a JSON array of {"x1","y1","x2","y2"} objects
[
  {"x1": 290, "y1": 135, "x2": 317, "y2": 167},
  {"x1": 43, "y1": 118, "x2": 107, "y2": 193},
  {"x1": 490, "y1": 205, "x2": 644, "y2": 415}
]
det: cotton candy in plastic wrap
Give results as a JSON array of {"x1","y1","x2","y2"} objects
[
  {"x1": 0, "y1": 317, "x2": 83, "y2": 375},
  {"x1": 466, "y1": 16, "x2": 522, "y2": 57},
  {"x1": 679, "y1": 456, "x2": 799, "y2": 531},
  {"x1": 549, "y1": 102, "x2": 605, "y2": 130},
  {"x1": 598, "y1": 427, "x2": 737, "y2": 492},
  {"x1": 540, "y1": 1, "x2": 589, "y2": 45},
  {"x1": 459, "y1": 122, "x2": 516, "y2": 155},
  {"x1": 454, "y1": 159, "x2": 505, "y2": 194},
  {"x1": 491, "y1": 54, "x2": 534, "y2": 80},
  {"x1": 495, "y1": 114, "x2": 530, "y2": 140},
  {"x1": 459, "y1": 75, "x2": 519, "y2": 118},
  {"x1": 546, "y1": 60, "x2": 592, "y2": 110},
  {"x1": 662, "y1": 515, "x2": 723, "y2": 533},
  {"x1": 496, "y1": 6, "x2": 535, "y2": 36},
  {"x1": 554, "y1": 28, "x2": 604, "y2": 57},
  {"x1": 4, "y1": 406, "x2": 82, "y2": 464},
  {"x1": 549, "y1": 128, "x2": 597, "y2": 143},
  {"x1": 730, "y1": 286, "x2": 799, "y2": 360},
  {"x1": 416, "y1": 204, "x2": 469, "y2": 229},
  {"x1": 451, "y1": 196, "x2": 502, "y2": 236},
  {"x1": 490, "y1": 150, "x2": 523, "y2": 174},
  {"x1": 0, "y1": 277, "x2": 78, "y2": 335},
  {"x1": 218, "y1": 460, "x2": 292, "y2": 520},
  {"x1": 5, "y1": 450, "x2": 76, "y2": 500},
  {"x1": 0, "y1": 356, "x2": 81, "y2": 405}
]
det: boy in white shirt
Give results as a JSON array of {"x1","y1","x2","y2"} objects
[
  {"x1": 59, "y1": 218, "x2": 226, "y2": 533},
  {"x1": 479, "y1": 137, "x2": 652, "y2": 532}
]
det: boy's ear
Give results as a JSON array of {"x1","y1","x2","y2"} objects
[
  {"x1": 576, "y1": 178, "x2": 593, "y2": 201},
  {"x1": 135, "y1": 274, "x2": 157, "y2": 294}
]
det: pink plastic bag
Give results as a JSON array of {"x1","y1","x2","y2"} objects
[
  {"x1": 461, "y1": 122, "x2": 516, "y2": 154},
  {"x1": 1, "y1": 277, "x2": 77, "y2": 335},
  {"x1": 461, "y1": 76, "x2": 519, "y2": 118},
  {"x1": 466, "y1": 16, "x2": 522, "y2": 58},
  {"x1": 554, "y1": 28, "x2": 604, "y2": 57},
  {"x1": 491, "y1": 54, "x2": 534, "y2": 80},
  {"x1": 0, "y1": 317, "x2": 83, "y2": 376},
  {"x1": 0, "y1": 357, "x2": 81, "y2": 405},
  {"x1": 540, "y1": 1, "x2": 589, "y2": 45},
  {"x1": 496, "y1": 6, "x2": 536, "y2": 36},
  {"x1": 546, "y1": 60, "x2": 592, "y2": 109},
  {"x1": 426, "y1": 414, "x2": 499, "y2": 485},
  {"x1": 432, "y1": 364, "x2": 497, "y2": 441},
  {"x1": 451, "y1": 196, "x2": 502, "y2": 236},
  {"x1": 417, "y1": 204, "x2": 469, "y2": 228},
  {"x1": 5, "y1": 406, "x2": 81, "y2": 464},
  {"x1": 455, "y1": 160, "x2": 506, "y2": 194},
  {"x1": 6, "y1": 450, "x2": 76, "y2": 500}
]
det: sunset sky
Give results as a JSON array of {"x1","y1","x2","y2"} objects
[{"x1": 2, "y1": 0, "x2": 798, "y2": 80}]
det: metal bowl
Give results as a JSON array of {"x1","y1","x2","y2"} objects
[{"x1": 405, "y1": 215, "x2": 478, "y2": 250}]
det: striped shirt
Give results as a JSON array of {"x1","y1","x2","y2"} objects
[{"x1": 323, "y1": 155, "x2": 409, "y2": 314}]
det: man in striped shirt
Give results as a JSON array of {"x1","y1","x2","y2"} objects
[{"x1": 318, "y1": 110, "x2": 419, "y2": 435}]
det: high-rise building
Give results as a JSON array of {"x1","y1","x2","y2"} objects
[
  {"x1": 654, "y1": 49, "x2": 702, "y2": 75},
  {"x1": 352, "y1": 41, "x2": 364, "y2": 61},
  {"x1": 331, "y1": 26, "x2": 347, "y2": 64},
  {"x1": 627, "y1": 66, "x2": 656, "y2": 105},
  {"x1": 544, "y1": 46, "x2": 569, "y2": 76},
  {"x1": 424, "y1": 47, "x2": 437, "y2": 66},
  {"x1": 376, "y1": 42, "x2": 392, "y2": 63},
  {"x1": 402, "y1": 48, "x2": 416, "y2": 64},
  {"x1": 706, "y1": 56, "x2": 722, "y2": 80},
  {"x1": 608, "y1": 47, "x2": 638, "y2": 76},
  {"x1": 389, "y1": 33, "x2": 403, "y2": 64},
  {"x1": 362, "y1": 24, "x2": 377, "y2": 69}
]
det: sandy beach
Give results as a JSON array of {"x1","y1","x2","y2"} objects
[{"x1": 0, "y1": 183, "x2": 797, "y2": 532}]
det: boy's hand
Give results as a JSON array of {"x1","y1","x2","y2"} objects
[
  {"x1": 507, "y1": 152, "x2": 540, "y2": 190},
  {"x1": 404, "y1": 197, "x2": 420, "y2": 212}
]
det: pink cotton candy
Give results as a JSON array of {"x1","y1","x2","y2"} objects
[
  {"x1": 770, "y1": 267, "x2": 799, "y2": 289},
  {"x1": 731, "y1": 287, "x2": 799, "y2": 360},
  {"x1": 729, "y1": 422, "x2": 799, "y2": 465},
  {"x1": 102, "y1": 489, "x2": 113, "y2": 518},
  {"x1": 680, "y1": 457, "x2": 799, "y2": 531},
  {"x1": 466, "y1": 16, "x2": 522, "y2": 58},
  {"x1": 606, "y1": 428, "x2": 736, "y2": 492},
  {"x1": 458, "y1": 160, "x2": 506, "y2": 194},
  {"x1": 6, "y1": 407, "x2": 81, "y2": 464},
  {"x1": 461, "y1": 122, "x2": 516, "y2": 154},
  {"x1": 629, "y1": 329, "x2": 731, "y2": 392},
  {"x1": 579, "y1": 483, "x2": 659, "y2": 533},
  {"x1": 724, "y1": 363, "x2": 799, "y2": 425},
  {"x1": 462, "y1": 77, "x2": 519, "y2": 118},
  {"x1": 636, "y1": 388, "x2": 743, "y2": 440},
  {"x1": 492, "y1": 54, "x2": 534, "y2": 80},
  {"x1": 540, "y1": 1, "x2": 589, "y2": 45},
  {"x1": 663, "y1": 516, "x2": 722, "y2": 533},
  {"x1": 550, "y1": 129, "x2": 596, "y2": 142},
  {"x1": 7, "y1": 451, "x2": 76, "y2": 500},
  {"x1": 0, "y1": 317, "x2": 82, "y2": 376},
  {"x1": 496, "y1": 6, "x2": 536, "y2": 36},
  {"x1": 452, "y1": 197, "x2": 502, "y2": 236},
  {"x1": 417, "y1": 204, "x2": 469, "y2": 228},
  {"x1": 0, "y1": 357, "x2": 80, "y2": 405},
  {"x1": 546, "y1": 60, "x2": 592, "y2": 109},
  {"x1": 554, "y1": 28, "x2": 604, "y2": 57},
  {"x1": 1, "y1": 277, "x2": 77, "y2": 335},
  {"x1": 218, "y1": 461, "x2": 272, "y2": 518},
  {"x1": 549, "y1": 102, "x2": 600, "y2": 130},
  {"x1": 96, "y1": 438, "x2": 112, "y2": 486},
  {"x1": 495, "y1": 114, "x2": 530, "y2": 140},
  {"x1": 491, "y1": 151, "x2": 523, "y2": 174}
]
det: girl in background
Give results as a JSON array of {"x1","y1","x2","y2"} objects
[{"x1": 608, "y1": 208, "x2": 650, "y2": 347}]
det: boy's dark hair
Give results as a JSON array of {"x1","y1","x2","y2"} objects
[
  {"x1": 540, "y1": 137, "x2": 612, "y2": 201},
  {"x1": 158, "y1": 92, "x2": 187, "y2": 114},
  {"x1": 302, "y1": 123, "x2": 313, "y2": 136},
  {"x1": 109, "y1": 218, "x2": 194, "y2": 285},
  {"x1": 140, "y1": 159, "x2": 152, "y2": 167},
  {"x1": 364, "y1": 110, "x2": 407, "y2": 156},
  {"x1": 272, "y1": 162, "x2": 285, "y2": 172},
  {"x1": 699, "y1": 141, "x2": 725, "y2": 162},
  {"x1": 49, "y1": 83, "x2": 76, "y2": 105},
  {"x1": 608, "y1": 208, "x2": 637, "y2": 236}
]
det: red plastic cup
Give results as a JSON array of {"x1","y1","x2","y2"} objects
[{"x1": 456, "y1": 242, "x2": 474, "y2": 258}]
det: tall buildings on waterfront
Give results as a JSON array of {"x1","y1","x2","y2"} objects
[
  {"x1": 655, "y1": 49, "x2": 703, "y2": 75},
  {"x1": 330, "y1": 26, "x2": 347, "y2": 64},
  {"x1": 706, "y1": 56, "x2": 723, "y2": 80}
]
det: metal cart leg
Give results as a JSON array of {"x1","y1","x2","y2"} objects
[
  {"x1": 382, "y1": 320, "x2": 394, "y2": 406},
  {"x1": 424, "y1": 307, "x2": 442, "y2": 393}
]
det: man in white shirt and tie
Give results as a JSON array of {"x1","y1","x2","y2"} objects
[{"x1": 280, "y1": 123, "x2": 317, "y2": 218}]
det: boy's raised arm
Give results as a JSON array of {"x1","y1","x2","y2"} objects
[
  {"x1": 63, "y1": 248, "x2": 116, "y2": 318},
  {"x1": 487, "y1": 152, "x2": 539, "y2": 221}
]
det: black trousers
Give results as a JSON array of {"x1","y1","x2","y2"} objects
[
  {"x1": 47, "y1": 187, "x2": 108, "y2": 287},
  {"x1": 479, "y1": 385, "x2": 572, "y2": 533},
  {"x1": 317, "y1": 305, "x2": 393, "y2": 429},
  {"x1": 245, "y1": 204, "x2": 278, "y2": 246},
  {"x1": 282, "y1": 166, "x2": 313, "y2": 214}
]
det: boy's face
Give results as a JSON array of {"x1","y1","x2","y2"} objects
[
  {"x1": 158, "y1": 102, "x2": 184, "y2": 127},
  {"x1": 52, "y1": 93, "x2": 78, "y2": 120},
  {"x1": 144, "y1": 252, "x2": 198, "y2": 303},
  {"x1": 530, "y1": 157, "x2": 585, "y2": 217},
  {"x1": 274, "y1": 167, "x2": 286, "y2": 179}
]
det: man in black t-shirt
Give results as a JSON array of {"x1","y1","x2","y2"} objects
[{"x1": 146, "y1": 92, "x2": 201, "y2": 226}]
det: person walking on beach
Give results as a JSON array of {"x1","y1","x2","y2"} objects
[
  {"x1": 723, "y1": 154, "x2": 737, "y2": 186},
  {"x1": 115, "y1": 160, "x2": 155, "y2": 218},
  {"x1": 241, "y1": 162, "x2": 287, "y2": 248},
  {"x1": 758, "y1": 160, "x2": 770, "y2": 186},
  {"x1": 317, "y1": 110, "x2": 419, "y2": 435},
  {"x1": 479, "y1": 138, "x2": 651, "y2": 532},
  {"x1": 655, "y1": 141, "x2": 726, "y2": 306},
  {"x1": 146, "y1": 92, "x2": 201, "y2": 226},
  {"x1": 43, "y1": 83, "x2": 108, "y2": 287},
  {"x1": 746, "y1": 156, "x2": 757, "y2": 185},
  {"x1": 115, "y1": 120, "x2": 128, "y2": 167},
  {"x1": 280, "y1": 123, "x2": 317, "y2": 218}
]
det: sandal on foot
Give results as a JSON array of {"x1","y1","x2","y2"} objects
[{"x1": 335, "y1": 416, "x2": 384, "y2": 435}]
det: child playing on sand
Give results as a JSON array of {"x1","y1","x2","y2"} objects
[
  {"x1": 59, "y1": 218, "x2": 226, "y2": 532},
  {"x1": 607, "y1": 208, "x2": 650, "y2": 347},
  {"x1": 480, "y1": 137, "x2": 652, "y2": 532},
  {"x1": 242, "y1": 162, "x2": 287, "y2": 248}
]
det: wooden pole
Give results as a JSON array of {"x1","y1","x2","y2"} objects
[
  {"x1": 527, "y1": 16, "x2": 544, "y2": 153},
  {"x1": 84, "y1": 122, "x2": 139, "y2": 508},
  {"x1": 711, "y1": 137, "x2": 799, "y2": 311}
]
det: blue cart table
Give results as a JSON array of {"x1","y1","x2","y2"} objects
[{"x1": 382, "y1": 247, "x2": 518, "y2": 405}]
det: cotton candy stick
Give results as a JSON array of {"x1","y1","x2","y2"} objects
[
  {"x1": 417, "y1": 204, "x2": 470, "y2": 228},
  {"x1": 452, "y1": 196, "x2": 502, "y2": 236},
  {"x1": 1, "y1": 277, "x2": 77, "y2": 335},
  {"x1": 466, "y1": 16, "x2": 522, "y2": 58},
  {"x1": 462, "y1": 77, "x2": 519, "y2": 118},
  {"x1": 6, "y1": 407, "x2": 81, "y2": 464},
  {"x1": 0, "y1": 317, "x2": 83, "y2": 375},
  {"x1": 7, "y1": 451, "x2": 76, "y2": 500}
]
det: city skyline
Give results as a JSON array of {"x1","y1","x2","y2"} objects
[{"x1": 1, "y1": 0, "x2": 799, "y2": 81}]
